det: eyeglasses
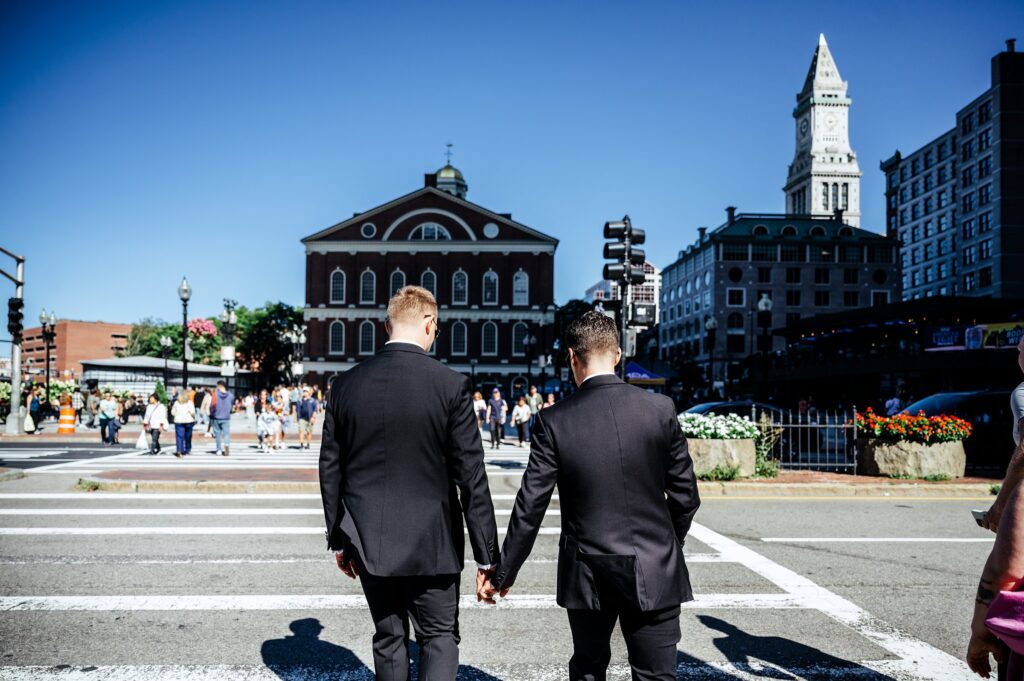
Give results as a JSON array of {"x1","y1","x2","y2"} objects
[{"x1": 425, "y1": 314, "x2": 441, "y2": 340}]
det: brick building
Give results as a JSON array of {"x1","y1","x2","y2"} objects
[
  {"x1": 21, "y1": 319, "x2": 131, "y2": 380},
  {"x1": 301, "y1": 164, "x2": 558, "y2": 394}
]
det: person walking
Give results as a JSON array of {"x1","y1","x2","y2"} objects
[
  {"x1": 319, "y1": 286, "x2": 498, "y2": 681},
  {"x1": 483, "y1": 312, "x2": 701, "y2": 681},
  {"x1": 511, "y1": 396, "x2": 531, "y2": 447},
  {"x1": 296, "y1": 386, "x2": 318, "y2": 450},
  {"x1": 85, "y1": 389, "x2": 100, "y2": 429},
  {"x1": 98, "y1": 391, "x2": 118, "y2": 444},
  {"x1": 210, "y1": 380, "x2": 235, "y2": 456},
  {"x1": 24, "y1": 387, "x2": 40, "y2": 434},
  {"x1": 198, "y1": 388, "x2": 212, "y2": 437},
  {"x1": 171, "y1": 389, "x2": 197, "y2": 458},
  {"x1": 542, "y1": 393, "x2": 556, "y2": 409},
  {"x1": 71, "y1": 389, "x2": 84, "y2": 425},
  {"x1": 485, "y1": 388, "x2": 508, "y2": 450},
  {"x1": 142, "y1": 394, "x2": 168, "y2": 455},
  {"x1": 244, "y1": 392, "x2": 256, "y2": 429},
  {"x1": 472, "y1": 391, "x2": 486, "y2": 432},
  {"x1": 527, "y1": 384, "x2": 544, "y2": 436}
]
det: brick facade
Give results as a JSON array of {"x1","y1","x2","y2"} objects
[{"x1": 21, "y1": 319, "x2": 131, "y2": 380}]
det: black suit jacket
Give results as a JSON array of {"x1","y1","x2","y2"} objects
[
  {"x1": 319, "y1": 342, "x2": 499, "y2": 576},
  {"x1": 493, "y1": 374, "x2": 700, "y2": 611}
]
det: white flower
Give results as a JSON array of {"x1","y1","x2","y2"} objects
[{"x1": 677, "y1": 413, "x2": 758, "y2": 440}]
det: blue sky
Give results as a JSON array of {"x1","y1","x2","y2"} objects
[{"x1": 1, "y1": 0, "x2": 1022, "y2": 327}]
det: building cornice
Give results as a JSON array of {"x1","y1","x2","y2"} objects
[
  {"x1": 305, "y1": 241, "x2": 556, "y2": 254},
  {"x1": 304, "y1": 307, "x2": 556, "y2": 323}
]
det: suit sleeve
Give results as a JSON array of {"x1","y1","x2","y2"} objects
[
  {"x1": 318, "y1": 383, "x2": 348, "y2": 552},
  {"x1": 447, "y1": 375, "x2": 499, "y2": 567},
  {"x1": 494, "y1": 411, "x2": 558, "y2": 591},
  {"x1": 665, "y1": 404, "x2": 700, "y2": 544}
]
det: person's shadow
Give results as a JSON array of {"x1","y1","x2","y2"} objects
[
  {"x1": 408, "y1": 641, "x2": 502, "y2": 680},
  {"x1": 674, "y1": 615, "x2": 898, "y2": 680},
  {"x1": 260, "y1": 618, "x2": 372, "y2": 680}
]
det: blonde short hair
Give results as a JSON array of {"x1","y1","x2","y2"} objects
[{"x1": 387, "y1": 286, "x2": 438, "y2": 325}]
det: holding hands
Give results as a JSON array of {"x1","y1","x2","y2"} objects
[{"x1": 476, "y1": 567, "x2": 509, "y2": 605}]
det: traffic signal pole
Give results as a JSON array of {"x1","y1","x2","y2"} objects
[
  {"x1": 0, "y1": 247, "x2": 25, "y2": 436},
  {"x1": 602, "y1": 216, "x2": 646, "y2": 380}
]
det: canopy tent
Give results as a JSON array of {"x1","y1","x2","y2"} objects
[{"x1": 624, "y1": 361, "x2": 666, "y2": 388}]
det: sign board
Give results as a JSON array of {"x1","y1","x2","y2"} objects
[
  {"x1": 220, "y1": 346, "x2": 236, "y2": 361},
  {"x1": 631, "y1": 303, "x2": 656, "y2": 327},
  {"x1": 560, "y1": 368, "x2": 570, "y2": 383}
]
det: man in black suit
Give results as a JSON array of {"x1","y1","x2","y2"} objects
[
  {"x1": 319, "y1": 285, "x2": 499, "y2": 681},
  {"x1": 484, "y1": 311, "x2": 701, "y2": 681}
]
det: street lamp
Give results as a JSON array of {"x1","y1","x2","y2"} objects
[
  {"x1": 469, "y1": 358, "x2": 479, "y2": 390},
  {"x1": 756, "y1": 293, "x2": 774, "y2": 397},
  {"x1": 704, "y1": 315, "x2": 718, "y2": 397},
  {"x1": 159, "y1": 335, "x2": 172, "y2": 389},
  {"x1": 523, "y1": 332, "x2": 538, "y2": 396},
  {"x1": 177, "y1": 277, "x2": 191, "y2": 390},
  {"x1": 39, "y1": 310, "x2": 56, "y2": 413},
  {"x1": 283, "y1": 324, "x2": 307, "y2": 385},
  {"x1": 219, "y1": 299, "x2": 239, "y2": 393}
]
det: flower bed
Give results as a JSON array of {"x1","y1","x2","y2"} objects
[
  {"x1": 678, "y1": 413, "x2": 759, "y2": 440},
  {"x1": 855, "y1": 408, "x2": 971, "y2": 478},
  {"x1": 678, "y1": 413, "x2": 757, "y2": 478}
]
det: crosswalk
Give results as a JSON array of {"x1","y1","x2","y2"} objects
[{"x1": 0, "y1": 486, "x2": 976, "y2": 679}]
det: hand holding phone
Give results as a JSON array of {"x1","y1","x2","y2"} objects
[{"x1": 972, "y1": 509, "x2": 988, "y2": 527}]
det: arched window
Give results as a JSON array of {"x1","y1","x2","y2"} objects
[
  {"x1": 421, "y1": 270, "x2": 437, "y2": 298},
  {"x1": 452, "y1": 270, "x2": 468, "y2": 305},
  {"x1": 753, "y1": 224, "x2": 769, "y2": 236},
  {"x1": 360, "y1": 270, "x2": 376, "y2": 304},
  {"x1": 330, "y1": 270, "x2": 346, "y2": 304},
  {"x1": 513, "y1": 271, "x2": 529, "y2": 306},
  {"x1": 727, "y1": 313, "x2": 744, "y2": 330},
  {"x1": 482, "y1": 321, "x2": 498, "y2": 356},
  {"x1": 409, "y1": 222, "x2": 452, "y2": 240},
  {"x1": 451, "y1": 321, "x2": 467, "y2": 355},
  {"x1": 483, "y1": 271, "x2": 498, "y2": 305},
  {"x1": 390, "y1": 270, "x2": 406, "y2": 298},
  {"x1": 810, "y1": 226, "x2": 827, "y2": 237},
  {"x1": 838, "y1": 227, "x2": 854, "y2": 237},
  {"x1": 512, "y1": 322, "x2": 528, "y2": 357},
  {"x1": 359, "y1": 321, "x2": 375, "y2": 355},
  {"x1": 782, "y1": 225, "x2": 798, "y2": 237},
  {"x1": 329, "y1": 321, "x2": 345, "y2": 354}
]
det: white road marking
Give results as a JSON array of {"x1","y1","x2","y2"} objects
[
  {"x1": 0, "y1": 526, "x2": 563, "y2": 536},
  {"x1": 26, "y1": 449, "x2": 148, "y2": 472},
  {"x1": 761, "y1": 537, "x2": 993, "y2": 543},
  {"x1": 0, "y1": 553, "x2": 725, "y2": 566},
  {"x1": 0, "y1": 492, "x2": 554, "y2": 501},
  {"x1": 0, "y1": 593, "x2": 800, "y2": 612},
  {"x1": 690, "y1": 522, "x2": 974, "y2": 679},
  {"x1": 0, "y1": 507, "x2": 561, "y2": 517}
]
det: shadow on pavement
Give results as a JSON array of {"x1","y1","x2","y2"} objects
[
  {"x1": 260, "y1": 617, "x2": 372, "y2": 680},
  {"x1": 408, "y1": 640, "x2": 502, "y2": 680},
  {"x1": 673, "y1": 615, "x2": 898, "y2": 680}
]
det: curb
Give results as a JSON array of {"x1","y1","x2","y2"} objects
[
  {"x1": 0, "y1": 468, "x2": 26, "y2": 483},
  {"x1": 76, "y1": 475, "x2": 997, "y2": 498}
]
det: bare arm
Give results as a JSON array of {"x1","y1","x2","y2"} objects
[{"x1": 985, "y1": 416, "x2": 1024, "y2": 533}]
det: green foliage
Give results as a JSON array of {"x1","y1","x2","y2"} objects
[
  {"x1": 991, "y1": 484, "x2": 1002, "y2": 496},
  {"x1": 154, "y1": 381, "x2": 169, "y2": 406},
  {"x1": 753, "y1": 413, "x2": 781, "y2": 478},
  {"x1": 921, "y1": 473, "x2": 952, "y2": 482},
  {"x1": 235, "y1": 302, "x2": 304, "y2": 388},
  {"x1": 76, "y1": 479, "x2": 101, "y2": 492},
  {"x1": 885, "y1": 472, "x2": 914, "y2": 480},
  {"x1": 121, "y1": 316, "x2": 221, "y2": 365},
  {"x1": 697, "y1": 465, "x2": 741, "y2": 482}
]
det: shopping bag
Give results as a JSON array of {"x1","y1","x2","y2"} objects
[
  {"x1": 136, "y1": 430, "x2": 148, "y2": 450},
  {"x1": 23, "y1": 414, "x2": 34, "y2": 432}
]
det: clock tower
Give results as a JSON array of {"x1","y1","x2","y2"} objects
[{"x1": 784, "y1": 34, "x2": 862, "y2": 227}]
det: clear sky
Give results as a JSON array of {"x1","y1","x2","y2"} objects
[{"x1": 1, "y1": 0, "x2": 1022, "y2": 328}]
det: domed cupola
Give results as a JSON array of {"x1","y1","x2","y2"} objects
[{"x1": 435, "y1": 163, "x2": 468, "y2": 199}]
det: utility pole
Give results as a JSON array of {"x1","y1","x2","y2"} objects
[{"x1": 1, "y1": 247, "x2": 25, "y2": 436}]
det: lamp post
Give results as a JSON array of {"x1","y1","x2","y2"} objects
[
  {"x1": 469, "y1": 358, "x2": 478, "y2": 390},
  {"x1": 704, "y1": 315, "x2": 718, "y2": 397},
  {"x1": 159, "y1": 335, "x2": 172, "y2": 389},
  {"x1": 177, "y1": 277, "x2": 191, "y2": 390},
  {"x1": 39, "y1": 310, "x2": 56, "y2": 413},
  {"x1": 283, "y1": 325, "x2": 307, "y2": 385},
  {"x1": 219, "y1": 299, "x2": 238, "y2": 393},
  {"x1": 756, "y1": 293, "x2": 773, "y2": 398},
  {"x1": 523, "y1": 332, "x2": 538, "y2": 396}
]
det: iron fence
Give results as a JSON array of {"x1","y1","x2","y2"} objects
[{"x1": 750, "y1": 405, "x2": 859, "y2": 473}]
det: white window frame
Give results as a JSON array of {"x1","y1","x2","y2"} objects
[
  {"x1": 409, "y1": 222, "x2": 452, "y2": 241},
  {"x1": 511, "y1": 322, "x2": 528, "y2": 357},
  {"x1": 421, "y1": 269, "x2": 438, "y2": 298},
  {"x1": 481, "y1": 321, "x2": 498, "y2": 356},
  {"x1": 726, "y1": 288, "x2": 746, "y2": 307},
  {"x1": 389, "y1": 269, "x2": 406, "y2": 299},
  {"x1": 512, "y1": 270, "x2": 529, "y2": 306},
  {"x1": 328, "y1": 321, "x2": 345, "y2": 355},
  {"x1": 329, "y1": 269, "x2": 346, "y2": 304},
  {"x1": 360, "y1": 270, "x2": 376, "y2": 305},
  {"x1": 358, "y1": 320, "x2": 376, "y2": 355},
  {"x1": 483, "y1": 271, "x2": 499, "y2": 306},
  {"x1": 451, "y1": 321, "x2": 468, "y2": 356},
  {"x1": 452, "y1": 270, "x2": 468, "y2": 305}
]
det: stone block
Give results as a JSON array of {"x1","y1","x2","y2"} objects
[
  {"x1": 686, "y1": 438, "x2": 756, "y2": 478},
  {"x1": 857, "y1": 439, "x2": 967, "y2": 479}
]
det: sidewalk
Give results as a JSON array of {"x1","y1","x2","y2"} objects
[{"x1": 1, "y1": 412, "x2": 320, "y2": 442}]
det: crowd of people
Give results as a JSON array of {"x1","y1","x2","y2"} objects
[{"x1": 473, "y1": 384, "x2": 557, "y2": 449}]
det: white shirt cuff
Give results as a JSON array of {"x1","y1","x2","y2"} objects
[{"x1": 477, "y1": 563, "x2": 495, "y2": 570}]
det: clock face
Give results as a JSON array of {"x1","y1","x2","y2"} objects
[
  {"x1": 825, "y1": 113, "x2": 838, "y2": 129},
  {"x1": 799, "y1": 119, "x2": 809, "y2": 137}
]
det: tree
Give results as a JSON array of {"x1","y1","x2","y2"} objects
[
  {"x1": 235, "y1": 302, "x2": 304, "y2": 388},
  {"x1": 121, "y1": 317, "x2": 221, "y2": 365}
]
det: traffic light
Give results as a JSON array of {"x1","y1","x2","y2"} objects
[
  {"x1": 602, "y1": 217, "x2": 646, "y2": 285},
  {"x1": 7, "y1": 297, "x2": 23, "y2": 340}
]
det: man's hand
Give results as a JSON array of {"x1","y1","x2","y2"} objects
[
  {"x1": 476, "y1": 567, "x2": 497, "y2": 604},
  {"x1": 334, "y1": 551, "x2": 359, "y2": 579},
  {"x1": 967, "y1": 625, "x2": 1003, "y2": 678}
]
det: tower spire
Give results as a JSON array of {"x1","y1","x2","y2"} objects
[{"x1": 445, "y1": 142, "x2": 453, "y2": 165}]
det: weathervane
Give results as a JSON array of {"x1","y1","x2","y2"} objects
[{"x1": 445, "y1": 142, "x2": 453, "y2": 165}]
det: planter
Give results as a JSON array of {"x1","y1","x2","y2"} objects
[
  {"x1": 856, "y1": 439, "x2": 966, "y2": 479},
  {"x1": 687, "y1": 438, "x2": 756, "y2": 479}
]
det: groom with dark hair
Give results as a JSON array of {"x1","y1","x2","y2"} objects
[
  {"x1": 484, "y1": 311, "x2": 701, "y2": 681},
  {"x1": 319, "y1": 285, "x2": 499, "y2": 681}
]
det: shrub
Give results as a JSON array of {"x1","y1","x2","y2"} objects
[
  {"x1": 678, "y1": 413, "x2": 758, "y2": 440},
  {"x1": 698, "y1": 465, "x2": 741, "y2": 482},
  {"x1": 855, "y1": 407, "x2": 972, "y2": 444}
]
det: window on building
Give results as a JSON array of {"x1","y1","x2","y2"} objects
[
  {"x1": 962, "y1": 139, "x2": 975, "y2": 162},
  {"x1": 781, "y1": 244, "x2": 803, "y2": 262},
  {"x1": 450, "y1": 321, "x2": 467, "y2": 355},
  {"x1": 822, "y1": 182, "x2": 829, "y2": 210},
  {"x1": 511, "y1": 322, "x2": 528, "y2": 357},
  {"x1": 751, "y1": 244, "x2": 776, "y2": 262},
  {"x1": 785, "y1": 267, "x2": 801, "y2": 284},
  {"x1": 963, "y1": 219, "x2": 976, "y2": 240},
  {"x1": 726, "y1": 335, "x2": 746, "y2": 354},
  {"x1": 963, "y1": 166, "x2": 975, "y2": 186},
  {"x1": 962, "y1": 113, "x2": 974, "y2": 135},
  {"x1": 979, "y1": 266, "x2": 992, "y2": 288},
  {"x1": 786, "y1": 290, "x2": 801, "y2": 306},
  {"x1": 980, "y1": 238, "x2": 992, "y2": 259},
  {"x1": 939, "y1": 261, "x2": 949, "y2": 279},
  {"x1": 964, "y1": 271, "x2": 977, "y2": 292},
  {"x1": 979, "y1": 184, "x2": 991, "y2": 206},
  {"x1": 962, "y1": 192, "x2": 975, "y2": 213},
  {"x1": 513, "y1": 271, "x2": 529, "y2": 306},
  {"x1": 938, "y1": 213, "x2": 948, "y2": 230},
  {"x1": 843, "y1": 268, "x2": 859, "y2": 284},
  {"x1": 359, "y1": 321, "x2": 375, "y2": 355},
  {"x1": 452, "y1": 271, "x2": 468, "y2": 305},
  {"x1": 843, "y1": 291, "x2": 859, "y2": 307},
  {"x1": 979, "y1": 211, "x2": 992, "y2": 232},
  {"x1": 757, "y1": 267, "x2": 771, "y2": 284},
  {"x1": 979, "y1": 101, "x2": 992, "y2": 124},
  {"x1": 872, "y1": 291, "x2": 891, "y2": 306},
  {"x1": 360, "y1": 270, "x2": 375, "y2": 304},
  {"x1": 979, "y1": 156, "x2": 992, "y2": 178},
  {"x1": 390, "y1": 270, "x2": 406, "y2": 298},
  {"x1": 938, "y1": 165, "x2": 948, "y2": 183},
  {"x1": 726, "y1": 288, "x2": 745, "y2": 307},
  {"x1": 963, "y1": 246, "x2": 977, "y2": 266},
  {"x1": 911, "y1": 270, "x2": 921, "y2": 287},
  {"x1": 481, "y1": 322, "x2": 498, "y2": 355},
  {"x1": 814, "y1": 268, "x2": 830, "y2": 284},
  {"x1": 420, "y1": 270, "x2": 437, "y2": 298},
  {"x1": 482, "y1": 271, "x2": 498, "y2": 305},
  {"x1": 722, "y1": 244, "x2": 748, "y2": 261},
  {"x1": 842, "y1": 183, "x2": 849, "y2": 209},
  {"x1": 814, "y1": 290, "x2": 830, "y2": 306},
  {"x1": 330, "y1": 270, "x2": 346, "y2": 304},
  {"x1": 839, "y1": 245, "x2": 862, "y2": 263},
  {"x1": 911, "y1": 180, "x2": 920, "y2": 198},
  {"x1": 409, "y1": 222, "x2": 452, "y2": 240},
  {"x1": 979, "y1": 128, "x2": 991, "y2": 152},
  {"x1": 924, "y1": 266, "x2": 934, "y2": 284},
  {"x1": 329, "y1": 321, "x2": 344, "y2": 354},
  {"x1": 810, "y1": 246, "x2": 834, "y2": 263}
]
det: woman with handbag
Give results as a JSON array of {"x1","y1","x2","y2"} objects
[
  {"x1": 142, "y1": 394, "x2": 168, "y2": 455},
  {"x1": 170, "y1": 389, "x2": 197, "y2": 458},
  {"x1": 511, "y1": 396, "x2": 531, "y2": 447}
]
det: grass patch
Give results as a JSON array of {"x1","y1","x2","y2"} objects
[
  {"x1": 76, "y1": 479, "x2": 101, "y2": 492},
  {"x1": 698, "y1": 465, "x2": 742, "y2": 482},
  {"x1": 921, "y1": 473, "x2": 952, "y2": 482},
  {"x1": 991, "y1": 484, "x2": 1002, "y2": 496},
  {"x1": 885, "y1": 473, "x2": 914, "y2": 480}
]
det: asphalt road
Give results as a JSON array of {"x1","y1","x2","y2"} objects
[
  {"x1": 0, "y1": 463, "x2": 995, "y2": 679},
  {"x1": 0, "y1": 443, "x2": 140, "y2": 471}
]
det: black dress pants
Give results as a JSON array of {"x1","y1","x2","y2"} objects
[
  {"x1": 567, "y1": 603, "x2": 680, "y2": 681},
  {"x1": 360, "y1": 571, "x2": 461, "y2": 681}
]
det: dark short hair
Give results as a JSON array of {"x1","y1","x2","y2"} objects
[
  {"x1": 565, "y1": 311, "x2": 619, "y2": 365},
  {"x1": 216, "y1": 380, "x2": 226, "y2": 389}
]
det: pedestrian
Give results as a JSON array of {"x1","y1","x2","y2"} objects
[
  {"x1": 210, "y1": 380, "x2": 235, "y2": 456},
  {"x1": 71, "y1": 389, "x2": 84, "y2": 425},
  {"x1": 511, "y1": 396, "x2": 531, "y2": 447},
  {"x1": 482, "y1": 311, "x2": 700, "y2": 681},
  {"x1": 257, "y1": 403, "x2": 277, "y2": 453},
  {"x1": 983, "y1": 335, "x2": 1024, "y2": 533},
  {"x1": 485, "y1": 388, "x2": 508, "y2": 450},
  {"x1": 199, "y1": 388, "x2": 212, "y2": 437},
  {"x1": 277, "y1": 385, "x2": 292, "y2": 444},
  {"x1": 171, "y1": 389, "x2": 196, "y2": 458},
  {"x1": 542, "y1": 393, "x2": 556, "y2": 409},
  {"x1": 25, "y1": 387, "x2": 40, "y2": 434},
  {"x1": 296, "y1": 386, "x2": 318, "y2": 450},
  {"x1": 472, "y1": 391, "x2": 486, "y2": 431},
  {"x1": 86, "y1": 389, "x2": 100, "y2": 429},
  {"x1": 884, "y1": 388, "x2": 903, "y2": 416},
  {"x1": 244, "y1": 392, "x2": 256, "y2": 428},
  {"x1": 319, "y1": 285, "x2": 497, "y2": 680},
  {"x1": 527, "y1": 384, "x2": 544, "y2": 433},
  {"x1": 142, "y1": 393, "x2": 168, "y2": 455},
  {"x1": 98, "y1": 391, "x2": 118, "y2": 444}
]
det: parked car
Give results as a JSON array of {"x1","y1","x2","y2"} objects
[
  {"x1": 685, "y1": 401, "x2": 785, "y2": 420},
  {"x1": 901, "y1": 391, "x2": 1016, "y2": 473}
]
